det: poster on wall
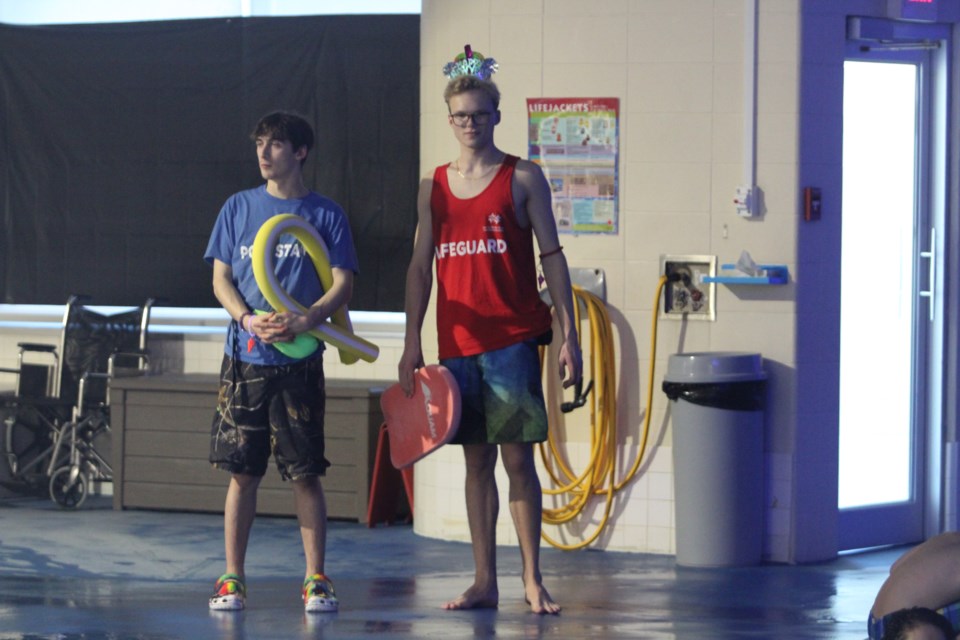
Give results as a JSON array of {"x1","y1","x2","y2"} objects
[{"x1": 527, "y1": 97, "x2": 619, "y2": 234}]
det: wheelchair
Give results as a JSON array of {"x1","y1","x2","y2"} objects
[{"x1": 1, "y1": 295, "x2": 153, "y2": 508}]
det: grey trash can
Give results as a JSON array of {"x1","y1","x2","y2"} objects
[{"x1": 661, "y1": 352, "x2": 766, "y2": 567}]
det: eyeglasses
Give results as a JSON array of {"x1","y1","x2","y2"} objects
[{"x1": 449, "y1": 111, "x2": 493, "y2": 127}]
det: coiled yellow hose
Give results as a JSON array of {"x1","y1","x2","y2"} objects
[{"x1": 539, "y1": 276, "x2": 668, "y2": 550}]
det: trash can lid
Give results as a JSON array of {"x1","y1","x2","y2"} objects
[{"x1": 664, "y1": 352, "x2": 766, "y2": 383}]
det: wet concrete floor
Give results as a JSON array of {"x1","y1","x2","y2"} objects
[{"x1": 0, "y1": 495, "x2": 892, "y2": 639}]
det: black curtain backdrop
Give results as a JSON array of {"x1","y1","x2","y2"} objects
[{"x1": 0, "y1": 15, "x2": 419, "y2": 310}]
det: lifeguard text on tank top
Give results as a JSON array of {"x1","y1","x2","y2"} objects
[{"x1": 430, "y1": 155, "x2": 552, "y2": 359}]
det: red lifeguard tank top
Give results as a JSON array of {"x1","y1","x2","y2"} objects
[{"x1": 431, "y1": 154, "x2": 552, "y2": 359}]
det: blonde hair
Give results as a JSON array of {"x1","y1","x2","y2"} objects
[{"x1": 443, "y1": 76, "x2": 501, "y2": 109}]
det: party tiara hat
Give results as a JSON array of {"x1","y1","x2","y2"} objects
[{"x1": 442, "y1": 44, "x2": 498, "y2": 81}]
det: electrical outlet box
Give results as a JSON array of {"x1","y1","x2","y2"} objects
[{"x1": 659, "y1": 255, "x2": 717, "y2": 321}]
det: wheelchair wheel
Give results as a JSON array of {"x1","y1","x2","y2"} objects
[
  {"x1": 2, "y1": 416, "x2": 54, "y2": 490},
  {"x1": 49, "y1": 465, "x2": 88, "y2": 509}
]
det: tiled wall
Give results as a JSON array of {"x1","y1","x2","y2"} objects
[
  {"x1": 415, "y1": 0, "x2": 801, "y2": 559},
  {"x1": 414, "y1": 441, "x2": 678, "y2": 554}
]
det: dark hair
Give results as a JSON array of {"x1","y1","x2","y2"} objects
[
  {"x1": 881, "y1": 607, "x2": 956, "y2": 640},
  {"x1": 443, "y1": 76, "x2": 501, "y2": 110},
  {"x1": 250, "y1": 111, "x2": 315, "y2": 165}
]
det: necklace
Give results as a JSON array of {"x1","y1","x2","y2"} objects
[{"x1": 454, "y1": 156, "x2": 503, "y2": 180}]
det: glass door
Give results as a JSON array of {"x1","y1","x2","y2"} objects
[{"x1": 838, "y1": 36, "x2": 941, "y2": 550}]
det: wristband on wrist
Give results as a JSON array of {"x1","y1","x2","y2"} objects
[
  {"x1": 239, "y1": 312, "x2": 252, "y2": 333},
  {"x1": 539, "y1": 245, "x2": 564, "y2": 260}
]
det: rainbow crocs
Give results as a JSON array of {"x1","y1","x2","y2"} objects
[
  {"x1": 303, "y1": 573, "x2": 338, "y2": 613},
  {"x1": 209, "y1": 573, "x2": 245, "y2": 611}
]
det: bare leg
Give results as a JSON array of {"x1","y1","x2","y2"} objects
[
  {"x1": 444, "y1": 443, "x2": 500, "y2": 610},
  {"x1": 292, "y1": 475, "x2": 328, "y2": 579},
  {"x1": 224, "y1": 473, "x2": 261, "y2": 579},
  {"x1": 501, "y1": 442, "x2": 560, "y2": 615}
]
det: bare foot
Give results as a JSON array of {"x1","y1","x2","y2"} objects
[
  {"x1": 442, "y1": 583, "x2": 499, "y2": 610},
  {"x1": 525, "y1": 582, "x2": 560, "y2": 615}
]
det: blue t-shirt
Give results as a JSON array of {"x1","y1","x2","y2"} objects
[{"x1": 204, "y1": 185, "x2": 359, "y2": 365}]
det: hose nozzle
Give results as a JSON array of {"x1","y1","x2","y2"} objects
[{"x1": 561, "y1": 379, "x2": 594, "y2": 413}]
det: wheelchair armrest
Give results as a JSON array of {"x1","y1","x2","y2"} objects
[
  {"x1": 74, "y1": 349, "x2": 148, "y2": 418},
  {"x1": 78, "y1": 350, "x2": 150, "y2": 386},
  {"x1": 17, "y1": 343, "x2": 57, "y2": 353},
  {"x1": 111, "y1": 348, "x2": 150, "y2": 358},
  {"x1": 108, "y1": 349, "x2": 150, "y2": 376}
]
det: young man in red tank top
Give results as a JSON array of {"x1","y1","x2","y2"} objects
[{"x1": 400, "y1": 57, "x2": 582, "y2": 615}]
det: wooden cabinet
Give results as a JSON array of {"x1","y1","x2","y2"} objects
[{"x1": 110, "y1": 374, "x2": 386, "y2": 521}]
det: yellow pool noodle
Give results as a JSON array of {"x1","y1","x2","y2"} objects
[{"x1": 251, "y1": 213, "x2": 379, "y2": 364}]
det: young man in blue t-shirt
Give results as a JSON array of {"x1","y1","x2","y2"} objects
[{"x1": 204, "y1": 111, "x2": 358, "y2": 614}]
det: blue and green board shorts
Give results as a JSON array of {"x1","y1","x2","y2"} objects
[{"x1": 440, "y1": 336, "x2": 549, "y2": 445}]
